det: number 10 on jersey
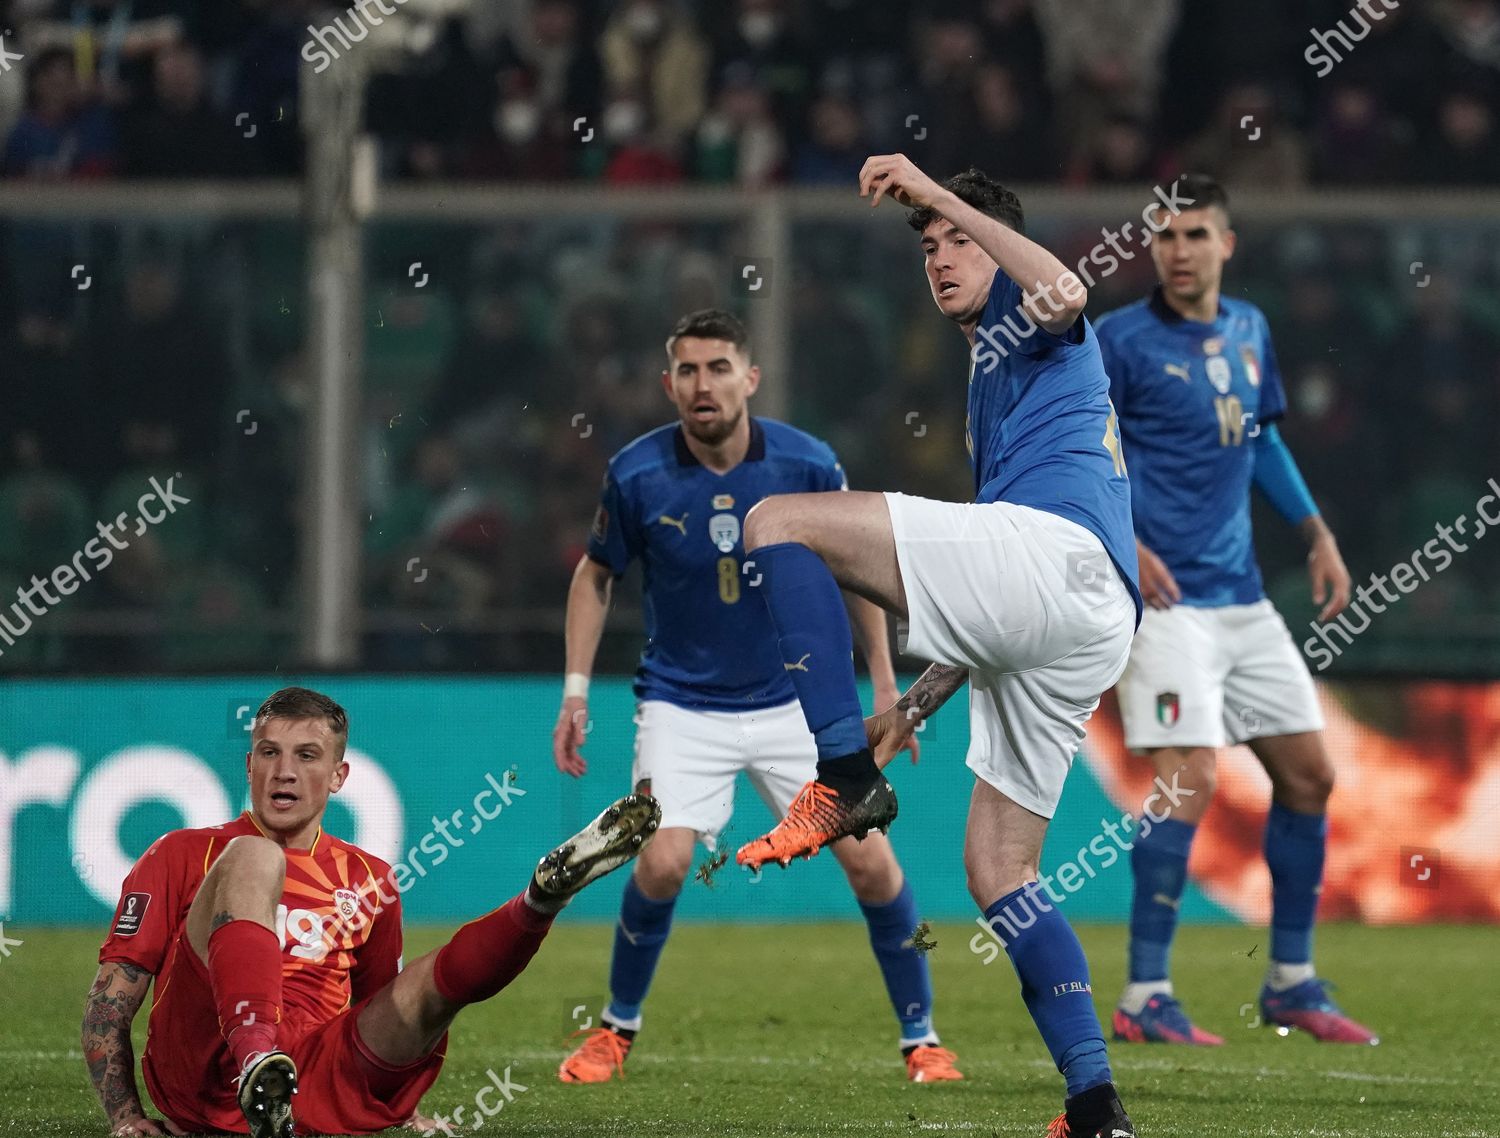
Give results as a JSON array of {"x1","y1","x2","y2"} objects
[{"x1": 1214, "y1": 394, "x2": 1246, "y2": 447}]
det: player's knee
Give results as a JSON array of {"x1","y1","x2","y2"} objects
[
  {"x1": 634, "y1": 843, "x2": 691, "y2": 898},
  {"x1": 743, "y1": 496, "x2": 798, "y2": 551},
  {"x1": 218, "y1": 834, "x2": 286, "y2": 884},
  {"x1": 1150, "y1": 749, "x2": 1216, "y2": 822},
  {"x1": 836, "y1": 838, "x2": 901, "y2": 901},
  {"x1": 963, "y1": 850, "x2": 1033, "y2": 911},
  {"x1": 1282, "y1": 758, "x2": 1335, "y2": 810}
]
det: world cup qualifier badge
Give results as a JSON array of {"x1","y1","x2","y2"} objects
[{"x1": 1156, "y1": 691, "x2": 1181, "y2": 728}]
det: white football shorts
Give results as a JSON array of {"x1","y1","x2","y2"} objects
[
  {"x1": 885, "y1": 493, "x2": 1137, "y2": 819},
  {"x1": 631, "y1": 697, "x2": 816, "y2": 845},
  {"x1": 1116, "y1": 598, "x2": 1325, "y2": 750}
]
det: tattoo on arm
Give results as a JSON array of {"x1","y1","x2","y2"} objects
[
  {"x1": 82, "y1": 963, "x2": 153, "y2": 1125},
  {"x1": 893, "y1": 664, "x2": 968, "y2": 725},
  {"x1": 210, "y1": 910, "x2": 235, "y2": 933}
]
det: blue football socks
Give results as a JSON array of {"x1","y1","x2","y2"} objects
[
  {"x1": 752, "y1": 542, "x2": 868, "y2": 762},
  {"x1": 604, "y1": 875, "x2": 677, "y2": 1029},
  {"x1": 986, "y1": 883, "x2": 1112, "y2": 1097},
  {"x1": 1127, "y1": 816, "x2": 1196, "y2": 983},
  {"x1": 859, "y1": 881, "x2": 937, "y2": 1046},
  {"x1": 1264, "y1": 802, "x2": 1327, "y2": 966}
]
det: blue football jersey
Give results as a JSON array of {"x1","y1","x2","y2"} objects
[
  {"x1": 1095, "y1": 288, "x2": 1289, "y2": 607},
  {"x1": 968, "y1": 268, "x2": 1141, "y2": 620},
  {"x1": 587, "y1": 417, "x2": 848, "y2": 711}
]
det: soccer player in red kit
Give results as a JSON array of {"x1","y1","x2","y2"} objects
[{"x1": 81, "y1": 686, "x2": 660, "y2": 1138}]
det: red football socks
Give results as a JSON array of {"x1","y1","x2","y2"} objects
[
  {"x1": 432, "y1": 893, "x2": 554, "y2": 1006},
  {"x1": 206, "y1": 919, "x2": 283, "y2": 1067}
]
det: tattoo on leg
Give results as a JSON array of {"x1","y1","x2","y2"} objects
[
  {"x1": 210, "y1": 910, "x2": 236, "y2": 933},
  {"x1": 895, "y1": 664, "x2": 968, "y2": 726}
]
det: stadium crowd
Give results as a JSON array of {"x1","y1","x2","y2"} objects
[
  {"x1": 3, "y1": 0, "x2": 1500, "y2": 186},
  {"x1": 2, "y1": 0, "x2": 1499, "y2": 671}
]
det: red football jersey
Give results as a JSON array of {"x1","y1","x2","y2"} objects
[{"x1": 99, "y1": 811, "x2": 404, "y2": 1037}]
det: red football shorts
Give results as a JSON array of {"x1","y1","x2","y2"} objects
[{"x1": 140, "y1": 931, "x2": 446, "y2": 1134}]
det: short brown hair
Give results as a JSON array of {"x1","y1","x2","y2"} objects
[
  {"x1": 907, "y1": 168, "x2": 1025, "y2": 235},
  {"x1": 254, "y1": 686, "x2": 349, "y2": 739},
  {"x1": 665, "y1": 308, "x2": 750, "y2": 361}
]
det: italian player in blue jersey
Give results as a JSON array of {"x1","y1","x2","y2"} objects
[
  {"x1": 551, "y1": 309, "x2": 963, "y2": 1085},
  {"x1": 735, "y1": 158, "x2": 1142, "y2": 1138},
  {"x1": 1095, "y1": 173, "x2": 1377, "y2": 1047}
]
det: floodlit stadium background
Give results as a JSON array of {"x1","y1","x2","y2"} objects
[{"x1": 1, "y1": 0, "x2": 1499, "y2": 929}]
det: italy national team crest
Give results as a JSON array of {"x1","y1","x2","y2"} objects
[
  {"x1": 1206, "y1": 355, "x2": 1233, "y2": 394},
  {"x1": 334, "y1": 888, "x2": 360, "y2": 924},
  {"x1": 709, "y1": 512, "x2": 740, "y2": 553},
  {"x1": 1156, "y1": 691, "x2": 1180, "y2": 728},
  {"x1": 1241, "y1": 343, "x2": 1262, "y2": 387}
]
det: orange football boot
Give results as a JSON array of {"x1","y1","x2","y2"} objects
[
  {"x1": 735, "y1": 778, "x2": 898, "y2": 868},
  {"x1": 905, "y1": 1044, "x2": 964, "y2": 1082},
  {"x1": 558, "y1": 1027, "x2": 632, "y2": 1084}
]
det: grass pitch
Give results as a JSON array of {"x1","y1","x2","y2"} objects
[{"x1": 1, "y1": 922, "x2": 1494, "y2": 1137}]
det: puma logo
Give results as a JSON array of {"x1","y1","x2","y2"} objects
[
  {"x1": 1164, "y1": 362, "x2": 1191, "y2": 382},
  {"x1": 657, "y1": 513, "x2": 688, "y2": 535},
  {"x1": 784, "y1": 653, "x2": 811, "y2": 672}
]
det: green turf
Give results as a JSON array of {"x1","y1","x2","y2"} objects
[{"x1": 1, "y1": 922, "x2": 1494, "y2": 1137}]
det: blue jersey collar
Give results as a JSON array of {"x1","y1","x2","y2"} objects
[
  {"x1": 1148, "y1": 285, "x2": 1227, "y2": 328},
  {"x1": 674, "y1": 417, "x2": 766, "y2": 467}
]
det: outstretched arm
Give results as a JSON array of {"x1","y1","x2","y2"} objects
[
  {"x1": 866, "y1": 663, "x2": 969, "y2": 770},
  {"x1": 82, "y1": 961, "x2": 163, "y2": 1136}
]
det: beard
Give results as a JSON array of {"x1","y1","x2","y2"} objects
[{"x1": 683, "y1": 405, "x2": 743, "y2": 446}]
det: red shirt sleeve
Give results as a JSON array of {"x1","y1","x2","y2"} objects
[
  {"x1": 98, "y1": 832, "x2": 193, "y2": 974},
  {"x1": 349, "y1": 879, "x2": 403, "y2": 1003}
]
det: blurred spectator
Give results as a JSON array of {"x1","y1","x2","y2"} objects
[
  {"x1": 1309, "y1": 83, "x2": 1412, "y2": 185},
  {"x1": 3, "y1": 46, "x2": 117, "y2": 177},
  {"x1": 431, "y1": 286, "x2": 550, "y2": 432},
  {"x1": 599, "y1": 0, "x2": 710, "y2": 149},
  {"x1": 1066, "y1": 113, "x2": 1166, "y2": 186},
  {"x1": 23, "y1": 0, "x2": 183, "y2": 108},
  {"x1": 1031, "y1": 0, "x2": 1180, "y2": 162},
  {"x1": 1381, "y1": 273, "x2": 1500, "y2": 487},
  {"x1": 710, "y1": 0, "x2": 812, "y2": 143},
  {"x1": 1422, "y1": 87, "x2": 1500, "y2": 184},
  {"x1": 791, "y1": 91, "x2": 865, "y2": 185},
  {"x1": 961, "y1": 63, "x2": 1056, "y2": 183},
  {"x1": 598, "y1": 83, "x2": 687, "y2": 183},
  {"x1": 93, "y1": 256, "x2": 224, "y2": 471},
  {"x1": 223, "y1": 0, "x2": 306, "y2": 176},
  {"x1": 489, "y1": 0, "x2": 603, "y2": 130},
  {"x1": 1433, "y1": 0, "x2": 1500, "y2": 75},
  {"x1": 975, "y1": 0, "x2": 1049, "y2": 96},
  {"x1": 912, "y1": 16, "x2": 985, "y2": 178},
  {"x1": 694, "y1": 64, "x2": 784, "y2": 185},
  {"x1": 120, "y1": 42, "x2": 252, "y2": 176},
  {"x1": 1181, "y1": 82, "x2": 1307, "y2": 188},
  {"x1": 458, "y1": 71, "x2": 572, "y2": 180}
]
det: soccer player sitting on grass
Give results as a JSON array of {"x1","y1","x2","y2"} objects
[
  {"x1": 82, "y1": 686, "x2": 660, "y2": 1138},
  {"x1": 1095, "y1": 173, "x2": 1376, "y2": 1046},
  {"x1": 734, "y1": 157, "x2": 1142, "y2": 1138}
]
